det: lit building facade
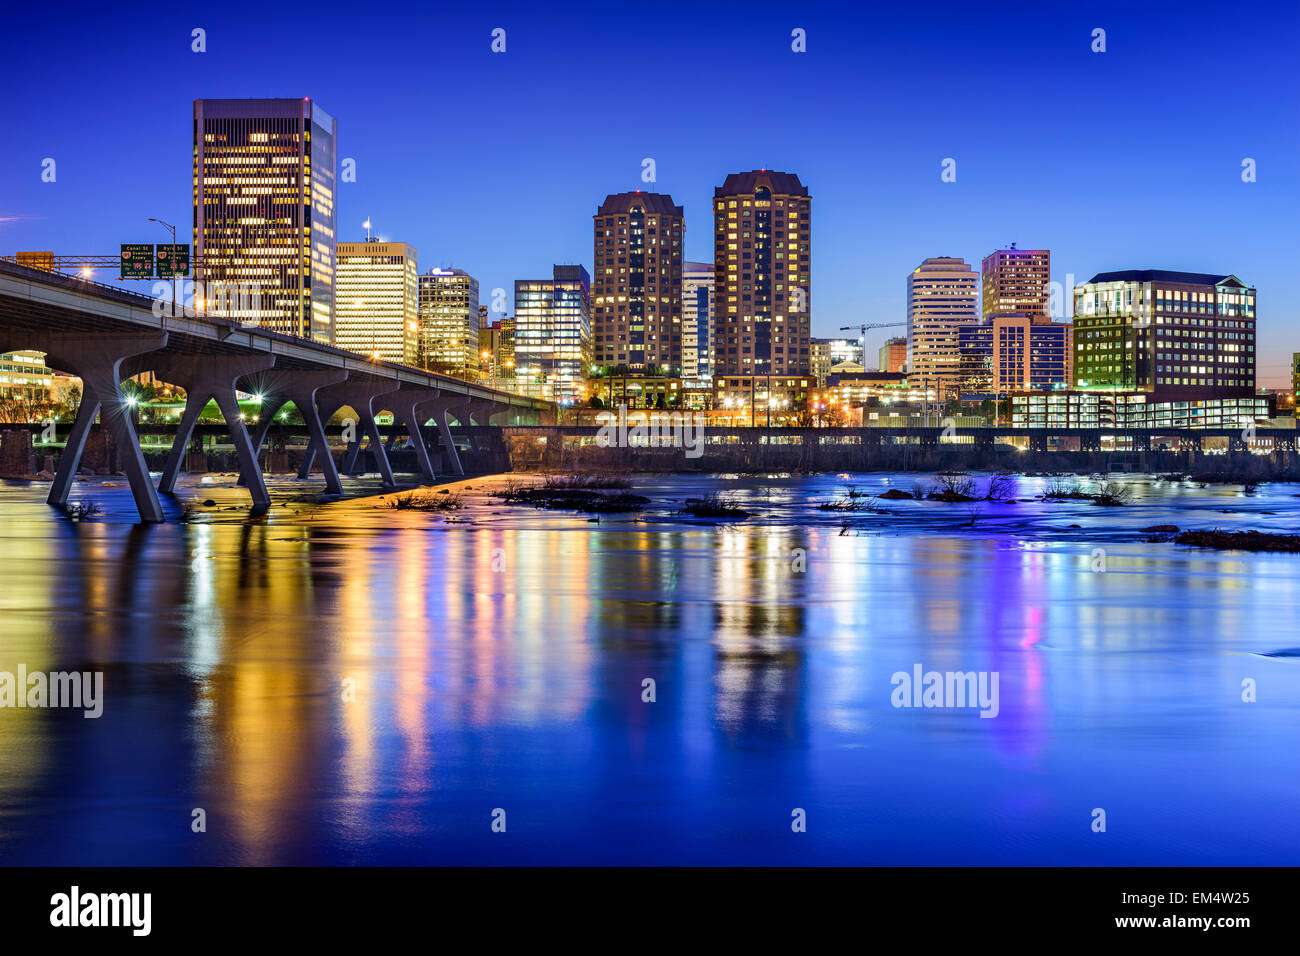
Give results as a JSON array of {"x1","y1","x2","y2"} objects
[
  {"x1": 958, "y1": 325, "x2": 994, "y2": 394},
  {"x1": 826, "y1": 337, "x2": 864, "y2": 368},
  {"x1": 982, "y1": 246, "x2": 1050, "y2": 322},
  {"x1": 416, "y1": 268, "x2": 480, "y2": 377},
  {"x1": 821, "y1": 372, "x2": 936, "y2": 414},
  {"x1": 907, "y1": 257, "x2": 979, "y2": 398},
  {"x1": 592, "y1": 192, "x2": 684, "y2": 374},
  {"x1": 514, "y1": 265, "x2": 591, "y2": 404},
  {"x1": 713, "y1": 170, "x2": 812, "y2": 402},
  {"x1": 959, "y1": 312, "x2": 1073, "y2": 397},
  {"x1": 1010, "y1": 391, "x2": 1269, "y2": 429},
  {"x1": 682, "y1": 260, "x2": 715, "y2": 382},
  {"x1": 811, "y1": 339, "x2": 832, "y2": 386},
  {"x1": 1073, "y1": 270, "x2": 1256, "y2": 399},
  {"x1": 0, "y1": 351, "x2": 54, "y2": 408},
  {"x1": 879, "y1": 336, "x2": 907, "y2": 373},
  {"x1": 193, "y1": 98, "x2": 337, "y2": 341},
  {"x1": 334, "y1": 240, "x2": 418, "y2": 364}
]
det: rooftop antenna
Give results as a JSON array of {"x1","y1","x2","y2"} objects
[{"x1": 363, "y1": 218, "x2": 374, "y2": 241}]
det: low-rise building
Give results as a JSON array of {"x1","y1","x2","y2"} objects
[{"x1": 1009, "y1": 390, "x2": 1270, "y2": 429}]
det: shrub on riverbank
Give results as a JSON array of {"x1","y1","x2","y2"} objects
[
  {"x1": 1038, "y1": 479, "x2": 1134, "y2": 505},
  {"x1": 499, "y1": 482, "x2": 649, "y2": 513},
  {"x1": 680, "y1": 494, "x2": 750, "y2": 519},
  {"x1": 387, "y1": 491, "x2": 462, "y2": 511},
  {"x1": 1173, "y1": 529, "x2": 1300, "y2": 552},
  {"x1": 819, "y1": 495, "x2": 885, "y2": 513},
  {"x1": 1094, "y1": 481, "x2": 1134, "y2": 506}
]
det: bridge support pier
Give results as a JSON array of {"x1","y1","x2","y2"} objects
[
  {"x1": 251, "y1": 370, "x2": 348, "y2": 494},
  {"x1": 416, "y1": 397, "x2": 468, "y2": 476},
  {"x1": 140, "y1": 355, "x2": 277, "y2": 509},
  {"x1": 384, "y1": 386, "x2": 444, "y2": 481},
  {"x1": 305, "y1": 380, "x2": 397, "y2": 488},
  {"x1": 41, "y1": 332, "x2": 170, "y2": 522}
]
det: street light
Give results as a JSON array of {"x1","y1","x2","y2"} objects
[{"x1": 147, "y1": 218, "x2": 178, "y2": 317}]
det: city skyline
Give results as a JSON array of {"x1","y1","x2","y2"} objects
[
  {"x1": 2, "y1": 0, "x2": 1299, "y2": 893},
  {"x1": 2, "y1": 3, "x2": 1295, "y2": 386}
]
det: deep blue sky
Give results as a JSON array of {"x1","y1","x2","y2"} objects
[{"x1": 2, "y1": 0, "x2": 1297, "y2": 384}]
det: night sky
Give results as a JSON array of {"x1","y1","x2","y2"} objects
[{"x1": 2, "y1": 0, "x2": 1296, "y2": 384}]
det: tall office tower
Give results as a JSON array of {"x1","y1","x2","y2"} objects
[
  {"x1": 193, "y1": 98, "x2": 337, "y2": 341},
  {"x1": 1073, "y1": 270, "x2": 1255, "y2": 397},
  {"x1": 514, "y1": 265, "x2": 591, "y2": 404},
  {"x1": 592, "y1": 192, "x2": 684, "y2": 374},
  {"x1": 416, "y1": 268, "x2": 480, "y2": 377},
  {"x1": 907, "y1": 257, "x2": 979, "y2": 396},
  {"x1": 879, "y1": 336, "x2": 907, "y2": 373},
  {"x1": 713, "y1": 170, "x2": 812, "y2": 384},
  {"x1": 334, "y1": 240, "x2": 418, "y2": 364},
  {"x1": 682, "y1": 261, "x2": 715, "y2": 381},
  {"x1": 982, "y1": 246, "x2": 1051, "y2": 323}
]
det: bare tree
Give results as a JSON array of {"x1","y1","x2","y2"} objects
[{"x1": 984, "y1": 473, "x2": 1016, "y2": 501}]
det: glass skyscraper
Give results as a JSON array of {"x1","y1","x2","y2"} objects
[
  {"x1": 193, "y1": 98, "x2": 337, "y2": 341},
  {"x1": 514, "y1": 265, "x2": 591, "y2": 404}
]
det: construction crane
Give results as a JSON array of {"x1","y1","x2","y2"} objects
[{"x1": 839, "y1": 321, "x2": 905, "y2": 338}]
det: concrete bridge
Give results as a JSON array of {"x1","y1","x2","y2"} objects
[{"x1": 0, "y1": 258, "x2": 554, "y2": 521}]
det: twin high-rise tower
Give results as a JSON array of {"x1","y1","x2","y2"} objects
[
  {"x1": 712, "y1": 171, "x2": 812, "y2": 382},
  {"x1": 592, "y1": 192, "x2": 684, "y2": 374},
  {"x1": 592, "y1": 170, "x2": 812, "y2": 391}
]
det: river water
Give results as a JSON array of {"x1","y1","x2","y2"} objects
[{"x1": 0, "y1": 471, "x2": 1296, "y2": 864}]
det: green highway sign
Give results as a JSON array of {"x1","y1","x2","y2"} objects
[
  {"x1": 120, "y1": 244, "x2": 154, "y2": 279},
  {"x1": 156, "y1": 244, "x2": 190, "y2": 278}
]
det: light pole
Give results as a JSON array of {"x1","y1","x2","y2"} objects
[{"x1": 148, "y1": 218, "x2": 178, "y2": 317}]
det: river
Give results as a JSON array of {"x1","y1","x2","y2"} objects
[{"x1": 0, "y1": 471, "x2": 1296, "y2": 864}]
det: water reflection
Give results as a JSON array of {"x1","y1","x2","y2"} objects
[{"x1": 0, "y1": 475, "x2": 1297, "y2": 864}]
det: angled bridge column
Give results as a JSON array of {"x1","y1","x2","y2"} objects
[
  {"x1": 247, "y1": 369, "x2": 348, "y2": 494},
  {"x1": 133, "y1": 354, "x2": 277, "y2": 510},
  {"x1": 383, "y1": 385, "x2": 445, "y2": 481},
  {"x1": 303, "y1": 379, "x2": 398, "y2": 488},
  {"x1": 415, "y1": 394, "x2": 472, "y2": 477},
  {"x1": 41, "y1": 332, "x2": 169, "y2": 522}
]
